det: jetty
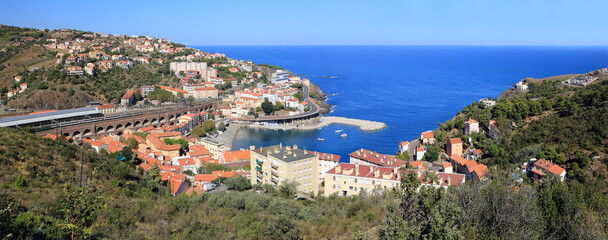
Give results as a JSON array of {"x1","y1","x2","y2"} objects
[{"x1": 316, "y1": 116, "x2": 386, "y2": 131}]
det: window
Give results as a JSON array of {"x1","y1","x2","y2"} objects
[{"x1": 349, "y1": 186, "x2": 354, "y2": 190}]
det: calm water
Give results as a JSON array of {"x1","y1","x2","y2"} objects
[{"x1": 192, "y1": 46, "x2": 608, "y2": 161}]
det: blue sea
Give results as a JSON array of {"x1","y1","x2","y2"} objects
[{"x1": 192, "y1": 46, "x2": 608, "y2": 161}]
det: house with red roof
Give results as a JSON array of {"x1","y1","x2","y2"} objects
[
  {"x1": 324, "y1": 163, "x2": 466, "y2": 196},
  {"x1": 399, "y1": 141, "x2": 410, "y2": 154},
  {"x1": 121, "y1": 89, "x2": 136, "y2": 106},
  {"x1": 421, "y1": 131, "x2": 435, "y2": 144},
  {"x1": 416, "y1": 146, "x2": 426, "y2": 161},
  {"x1": 526, "y1": 158, "x2": 566, "y2": 182},
  {"x1": 349, "y1": 148, "x2": 406, "y2": 168},
  {"x1": 464, "y1": 118, "x2": 479, "y2": 135},
  {"x1": 446, "y1": 138, "x2": 463, "y2": 157},
  {"x1": 488, "y1": 120, "x2": 498, "y2": 138}
]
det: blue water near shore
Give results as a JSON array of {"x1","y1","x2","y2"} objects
[{"x1": 192, "y1": 46, "x2": 608, "y2": 161}]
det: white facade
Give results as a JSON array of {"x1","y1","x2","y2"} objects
[
  {"x1": 271, "y1": 70, "x2": 290, "y2": 85},
  {"x1": 170, "y1": 62, "x2": 208, "y2": 79}
]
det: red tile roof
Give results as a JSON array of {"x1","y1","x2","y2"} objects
[
  {"x1": 451, "y1": 154, "x2": 467, "y2": 166},
  {"x1": 327, "y1": 163, "x2": 464, "y2": 187},
  {"x1": 448, "y1": 138, "x2": 462, "y2": 144},
  {"x1": 349, "y1": 149, "x2": 405, "y2": 167},
  {"x1": 421, "y1": 131, "x2": 434, "y2": 139},
  {"x1": 308, "y1": 150, "x2": 340, "y2": 162},
  {"x1": 223, "y1": 150, "x2": 250, "y2": 162}
]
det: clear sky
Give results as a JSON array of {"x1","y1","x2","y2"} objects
[{"x1": 1, "y1": 0, "x2": 606, "y2": 46}]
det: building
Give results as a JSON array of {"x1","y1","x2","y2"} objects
[
  {"x1": 121, "y1": 89, "x2": 136, "y2": 107},
  {"x1": 170, "y1": 62, "x2": 208, "y2": 80},
  {"x1": 140, "y1": 85, "x2": 155, "y2": 97},
  {"x1": 416, "y1": 146, "x2": 426, "y2": 161},
  {"x1": 250, "y1": 144, "x2": 319, "y2": 194},
  {"x1": 421, "y1": 131, "x2": 435, "y2": 145},
  {"x1": 479, "y1": 98, "x2": 496, "y2": 108},
  {"x1": 95, "y1": 104, "x2": 120, "y2": 114},
  {"x1": 146, "y1": 133, "x2": 181, "y2": 158},
  {"x1": 446, "y1": 138, "x2": 463, "y2": 157},
  {"x1": 193, "y1": 87, "x2": 218, "y2": 99},
  {"x1": 222, "y1": 149, "x2": 251, "y2": 165},
  {"x1": 399, "y1": 141, "x2": 410, "y2": 154},
  {"x1": 324, "y1": 163, "x2": 466, "y2": 196},
  {"x1": 488, "y1": 120, "x2": 498, "y2": 138},
  {"x1": 196, "y1": 137, "x2": 225, "y2": 159},
  {"x1": 464, "y1": 119, "x2": 479, "y2": 135},
  {"x1": 157, "y1": 85, "x2": 188, "y2": 98},
  {"x1": 526, "y1": 158, "x2": 566, "y2": 182},
  {"x1": 309, "y1": 151, "x2": 341, "y2": 183},
  {"x1": 349, "y1": 148, "x2": 406, "y2": 168},
  {"x1": 67, "y1": 66, "x2": 84, "y2": 76},
  {"x1": 270, "y1": 70, "x2": 290, "y2": 85}
]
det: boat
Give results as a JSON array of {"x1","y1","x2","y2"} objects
[
  {"x1": 341, "y1": 133, "x2": 347, "y2": 137},
  {"x1": 318, "y1": 138, "x2": 325, "y2": 141},
  {"x1": 320, "y1": 76, "x2": 338, "y2": 79},
  {"x1": 335, "y1": 129, "x2": 342, "y2": 133}
]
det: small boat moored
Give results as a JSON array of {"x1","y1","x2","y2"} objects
[{"x1": 318, "y1": 138, "x2": 325, "y2": 141}]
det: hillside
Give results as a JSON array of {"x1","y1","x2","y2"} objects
[
  {"x1": 3, "y1": 126, "x2": 608, "y2": 239},
  {"x1": 0, "y1": 25, "x2": 251, "y2": 110},
  {"x1": 429, "y1": 69, "x2": 608, "y2": 183}
]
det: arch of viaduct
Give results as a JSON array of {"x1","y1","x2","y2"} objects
[{"x1": 36, "y1": 104, "x2": 213, "y2": 139}]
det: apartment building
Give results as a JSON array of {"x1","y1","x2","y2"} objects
[
  {"x1": 324, "y1": 163, "x2": 466, "y2": 196},
  {"x1": 250, "y1": 144, "x2": 319, "y2": 194}
]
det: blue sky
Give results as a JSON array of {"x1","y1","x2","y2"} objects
[{"x1": 1, "y1": 0, "x2": 606, "y2": 46}]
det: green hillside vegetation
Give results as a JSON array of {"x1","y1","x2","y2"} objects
[
  {"x1": 433, "y1": 73, "x2": 608, "y2": 183},
  {"x1": 2, "y1": 127, "x2": 608, "y2": 239}
]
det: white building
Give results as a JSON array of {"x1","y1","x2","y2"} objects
[
  {"x1": 170, "y1": 62, "x2": 208, "y2": 79},
  {"x1": 271, "y1": 70, "x2": 290, "y2": 85}
]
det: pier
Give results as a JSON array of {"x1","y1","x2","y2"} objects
[{"x1": 316, "y1": 116, "x2": 386, "y2": 131}]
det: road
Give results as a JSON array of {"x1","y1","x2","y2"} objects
[{"x1": 232, "y1": 84, "x2": 320, "y2": 122}]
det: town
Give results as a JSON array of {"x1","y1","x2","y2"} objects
[{"x1": 0, "y1": 28, "x2": 570, "y2": 198}]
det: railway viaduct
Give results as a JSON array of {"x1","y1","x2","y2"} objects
[{"x1": 35, "y1": 103, "x2": 213, "y2": 139}]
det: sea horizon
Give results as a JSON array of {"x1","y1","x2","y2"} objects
[{"x1": 192, "y1": 45, "x2": 608, "y2": 159}]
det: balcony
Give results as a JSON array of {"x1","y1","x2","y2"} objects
[
  {"x1": 256, "y1": 160, "x2": 263, "y2": 165},
  {"x1": 271, "y1": 164, "x2": 278, "y2": 169},
  {"x1": 256, "y1": 166, "x2": 262, "y2": 172},
  {"x1": 271, "y1": 170, "x2": 278, "y2": 177},
  {"x1": 271, "y1": 178, "x2": 279, "y2": 184}
]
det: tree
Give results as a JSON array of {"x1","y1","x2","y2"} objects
[
  {"x1": 202, "y1": 120, "x2": 215, "y2": 133},
  {"x1": 218, "y1": 122, "x2": 225, "y2": 132},
  {"x1": 261, "y1": 99, "x2": 274, "y2": 115},
  {"x1": 454, "y1": 116, "x2": 465, "y2": 130},
  {"x1": 125, "y1": 137, "x2": 138, "y2": 150},
  {"x1": 265, "y1": 215, "x2": 301, "y2": 240},
  {"x1": 274, "y1": 101, "x2": 283, "y2": 111},
  {"x1": 279, "y1": 180, "x2": 299, "y2": 198},
  {"x1": 396, "y1": 151, "x2": 409, "y2": 161},
  {"x1": 192, "y1": 126, "x2": 205, "y2": 138},
  {"x1": 166, "y1": 181, "x2": 172, "y2": 197},
  {"x1": 224, "y1": 176, "x2": 252, "y2": 191}
]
